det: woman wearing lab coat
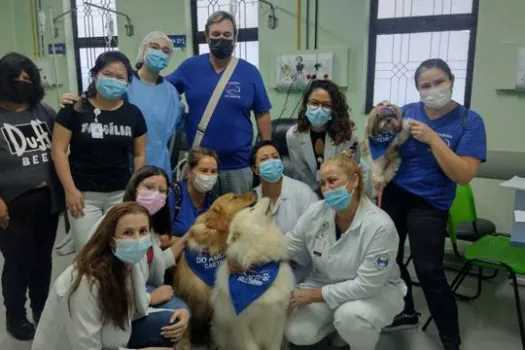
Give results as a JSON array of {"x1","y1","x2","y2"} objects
[
  {"x1": 284, "y1": 152, "x2": 406, "y2": 350},
  {"x1": 250, "y1": 140, "x2": 319, "y2": 233},
  {"x1": 32, "y1": 202, "x2": 188, "y2": 350},
  {"x1": 285, "y1": 79, "x2": 361, "y2": 195}
]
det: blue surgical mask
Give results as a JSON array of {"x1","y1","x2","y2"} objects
[
  {"x1": 306, "y1": 105, "x2": 332, "y2": 128},
  {"x1": 258, "y1": 159, "x2": 284, "y2": 183},
  {"x1": 323, "y1": 185, "x2": 352, "y2": 211},
  {"x1": 145, "y1": 49, "x2": 169, "y2": 73},
  {"x1": 95, "y1": 77, "x2": 128, "y2": 100},
  {"x1": 113, "y1": 235, "x2": 152, "y2": 265}
]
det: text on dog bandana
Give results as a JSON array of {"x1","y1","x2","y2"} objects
[
  {"x1": 369, "y1": 132, "x2": 395, "y2": 160},
  {"x1": 185, "y1": 247, "x2": 225, "y2": 287},
  {"x1": 228, "y1": 261, "x2": 280, "y2": 315}
]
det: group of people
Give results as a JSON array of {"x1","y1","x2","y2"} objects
[{"x1": 0, "y1": 9, "x2": 486, "y2": 350}]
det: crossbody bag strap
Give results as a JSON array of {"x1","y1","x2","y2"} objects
[{"x1": 192, "y1": 57, "x2": 239, "y2": 147}]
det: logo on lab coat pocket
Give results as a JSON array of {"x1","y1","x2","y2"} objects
[{"x1": 375, "y1": 255, "x2": 389, "y2": 269}]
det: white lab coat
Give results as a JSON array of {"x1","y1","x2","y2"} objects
[
  {"x1": 284, "y1": 197, "x2": 406, "y2": 348},
  {"x1": 32, "y1": 265, "x2": 136, "y2": 350},
  {"x1": 254, "y1": 175, "x2": 319, "y2": 233},
  {"x1": 285, "y1": 125, "x2": 360, "y2": 191},
  {"x1": 133, "y1": 232, "x2": 177, "y2": 311}
]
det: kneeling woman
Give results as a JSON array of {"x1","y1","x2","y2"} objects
[
  {"x1": 32, "y1": 202, "x2": 188, "y2": 350},
  {"x1": 284, "y1": 152, "x2": 405, "y2": 350}
]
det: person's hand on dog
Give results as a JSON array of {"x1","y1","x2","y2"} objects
[
  {"x1": 161, "y1": 308, "x2": 190, "y2": 341},
  {"x1": 170, "y1": 235, "x2": 188, "y2": 259},
  {"x1": 289, "y1": 288, "x2": 323, "y2": 309},
  {"x1": 150, "y1": 285, "x2": 174, "y2": 306},
  {"x1": 159, "y1": 234, "x2": 177, "y2": 249},
  {"x1": 0, "y1": 198, "x2": 9, "y2": 230},
  {"x1": 409, "y1": 120, "x2": 438, "y2": 145}
]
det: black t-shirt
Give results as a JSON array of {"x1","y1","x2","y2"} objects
[
  {"x1": 310, "y1": 129, "x2": 326, "y2": 170},
  {"x1": 55, "y1": 100, "x2": 147, "y2": 192},
  {"x1": 0, "y1": 103, "x2": 55, "y2": 203}
]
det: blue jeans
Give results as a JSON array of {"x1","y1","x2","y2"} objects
[{"x1": 128, "y1": 285, "x2": 190, "y2": 348}]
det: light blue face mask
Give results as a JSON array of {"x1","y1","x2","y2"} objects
[
  {"x1": 305, "y1": 104, "x2": 332, "y2": 128},
  {"x1": 259, "y1": 159, "x2": 283, "y2": 183},
  {"x1": 323, "y1": 185, "x2": 353, "y2": 211},
  {"x1": 96, "y1": 76, "x2": 128, "y2": 101},
  {"x1": 113, "y1": 235, "x2": 152, "y2": 265},
  {"x1": 145, "y1": 49, "x2": 169, "y2": 73}
]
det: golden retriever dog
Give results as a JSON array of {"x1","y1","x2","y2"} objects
[
  {"x1": 173, "y1": 192, "x2": 257, "y2": 347},
  {"x1": 211, "y1": 197, "x2": 296, "y2": 350},
  {"x1": 364, "y1": 100, "x2": 410, "y2": 206}
]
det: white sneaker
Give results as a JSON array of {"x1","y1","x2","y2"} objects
[
  {"x1": 55, "y1": 234, "x2": 72, "y2": 249},
  {"x1": 56, "y1": 236, "x2": 75, "y2": 256}
]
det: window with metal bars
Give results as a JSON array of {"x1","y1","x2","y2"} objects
[
  {"x1": 70, "y1": 0, "x2": 118, "y2": 93},
  {"x1": 191, "y1": 0, "x2": 259, "y2": 67},
  {"x1": 366, "y1": 0, "x2": 479, "y2": 113}
]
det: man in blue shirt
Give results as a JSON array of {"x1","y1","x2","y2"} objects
[{"x1": 166, "y1": 11, "x2": 272, "y2": 195}]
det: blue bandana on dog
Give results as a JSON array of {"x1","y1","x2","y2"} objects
[
  {"x1": 184, "y1": 247, "x2": 225, "y2": 287},
  {"x1": 228, "y1": 261, "x2": 280, "y2": 315},
  {"x1": 369, "y1": 133, "x2": 395, "y2": 160}
]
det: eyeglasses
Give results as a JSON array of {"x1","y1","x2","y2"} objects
[{"x1": 307, "y1": 100, "x2": 332, "y2": 113}]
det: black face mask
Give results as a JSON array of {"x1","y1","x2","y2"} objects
[
  {"x1": 7, "y1": 80, "x2": 35, "y2": 104},
  {"x1": 209, "y1": 38, "x2": 234, "y2": 59}
]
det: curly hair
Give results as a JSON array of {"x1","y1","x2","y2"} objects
[
  {"x1": 68, "y1": 202, "x2": 150, "y2": 330},
  {"x1": 296, "y1": 79, "x2": 355, "y2": 145}
]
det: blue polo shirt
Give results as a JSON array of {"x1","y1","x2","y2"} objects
[
  {"x1": 169, "y1": 180, "x2": 215, "y2": 237},
  {"x1": 394, "y1": 102, "x2": 487, "y2": 210},
  {"x1": 165, "y1": 54, "x2": 272, "y2": 170}
]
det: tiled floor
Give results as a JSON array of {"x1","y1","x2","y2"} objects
[{"x1": 0, "y1": 219, "x2": 524, "y2": 350}]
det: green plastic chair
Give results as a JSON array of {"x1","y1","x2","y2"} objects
[
  {"x1": 446, "y1": 184, "x2": 498, "y2": 300},
  {"x1": 422, "y1": 186, "x2": 525, "y2": 349}
]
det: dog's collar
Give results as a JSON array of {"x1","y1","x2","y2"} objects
[
  {"x1": 371, "y1": 132, "x2": 395, "y2": 144},
  {"x1": 368, "y1": 132, "x2": 396, "y2": 160}
]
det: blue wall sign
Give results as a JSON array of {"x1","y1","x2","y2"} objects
[
  {"x1": 48, "y1": 43, "x2": 66, "y2": 55},
  {"x1": 168, "y1": 35, "x2": 187, "y2": 48}
]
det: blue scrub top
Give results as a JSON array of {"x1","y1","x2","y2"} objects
[
  {"x1": 127, "y1": 72, "x2": 183, "y2": 180},
  {"x1": 165, "y1": 54, "x2": 272, "y2": 170},
  {"x1": 169, "y1": 180, "x2": 215, "y2": 237},
  {"x1": 394, "y1": 102, "x2": 487, "y2": 210}
]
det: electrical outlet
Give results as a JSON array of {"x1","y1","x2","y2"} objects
[{"x1": 276, "y1": 52, "x2": 334, "y2": 90}]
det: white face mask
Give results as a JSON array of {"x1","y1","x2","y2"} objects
[
  {"x1": 420, "y1": 85, "x2": 452, "y2": 109},
  {"x1": 192, "y1": 173, "x2": 218, "y2": 193}
]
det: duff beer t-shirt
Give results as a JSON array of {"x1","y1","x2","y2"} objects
[
  {"x1": 55, "y1": 100, "x2": 147, "y2": 193},
  {"x1": 0, "y1": 103, "x2": 54, "y2": 203}
]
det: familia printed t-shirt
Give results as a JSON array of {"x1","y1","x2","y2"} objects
[
  {"x1": 394, "y1": 102, "x2": 487, "y2": 210},
  {"x1": 55, "y1": 101, "x2": 147, "y2": 193},
  {"x1": 0, "y1": 103, "x2": 54, "y2": 203}
]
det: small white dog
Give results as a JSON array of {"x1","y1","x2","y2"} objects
[
  {"x1": 210, "y1": 197, "x2": 295, "y2": 350},
  {"x1": 364, "y1": 100, "x2": 410, "y2": 206}
]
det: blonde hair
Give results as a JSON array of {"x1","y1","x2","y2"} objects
[{"x1": 324, "y1": 150, "x2": 364, "y2": 200}]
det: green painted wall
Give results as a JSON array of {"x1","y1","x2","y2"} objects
[
  {"x1": 259, "y1": 0, "x2": 370, "y2": 133},
  {"x1": 0, "y1": 0, "x2": 73, "y2": 110},
  {"x1": 2, "y1": 0, "x2": 524, "y2": 232},
  {"x1": 116, "y1": 0, "x2": 193, "y2": 73}
]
